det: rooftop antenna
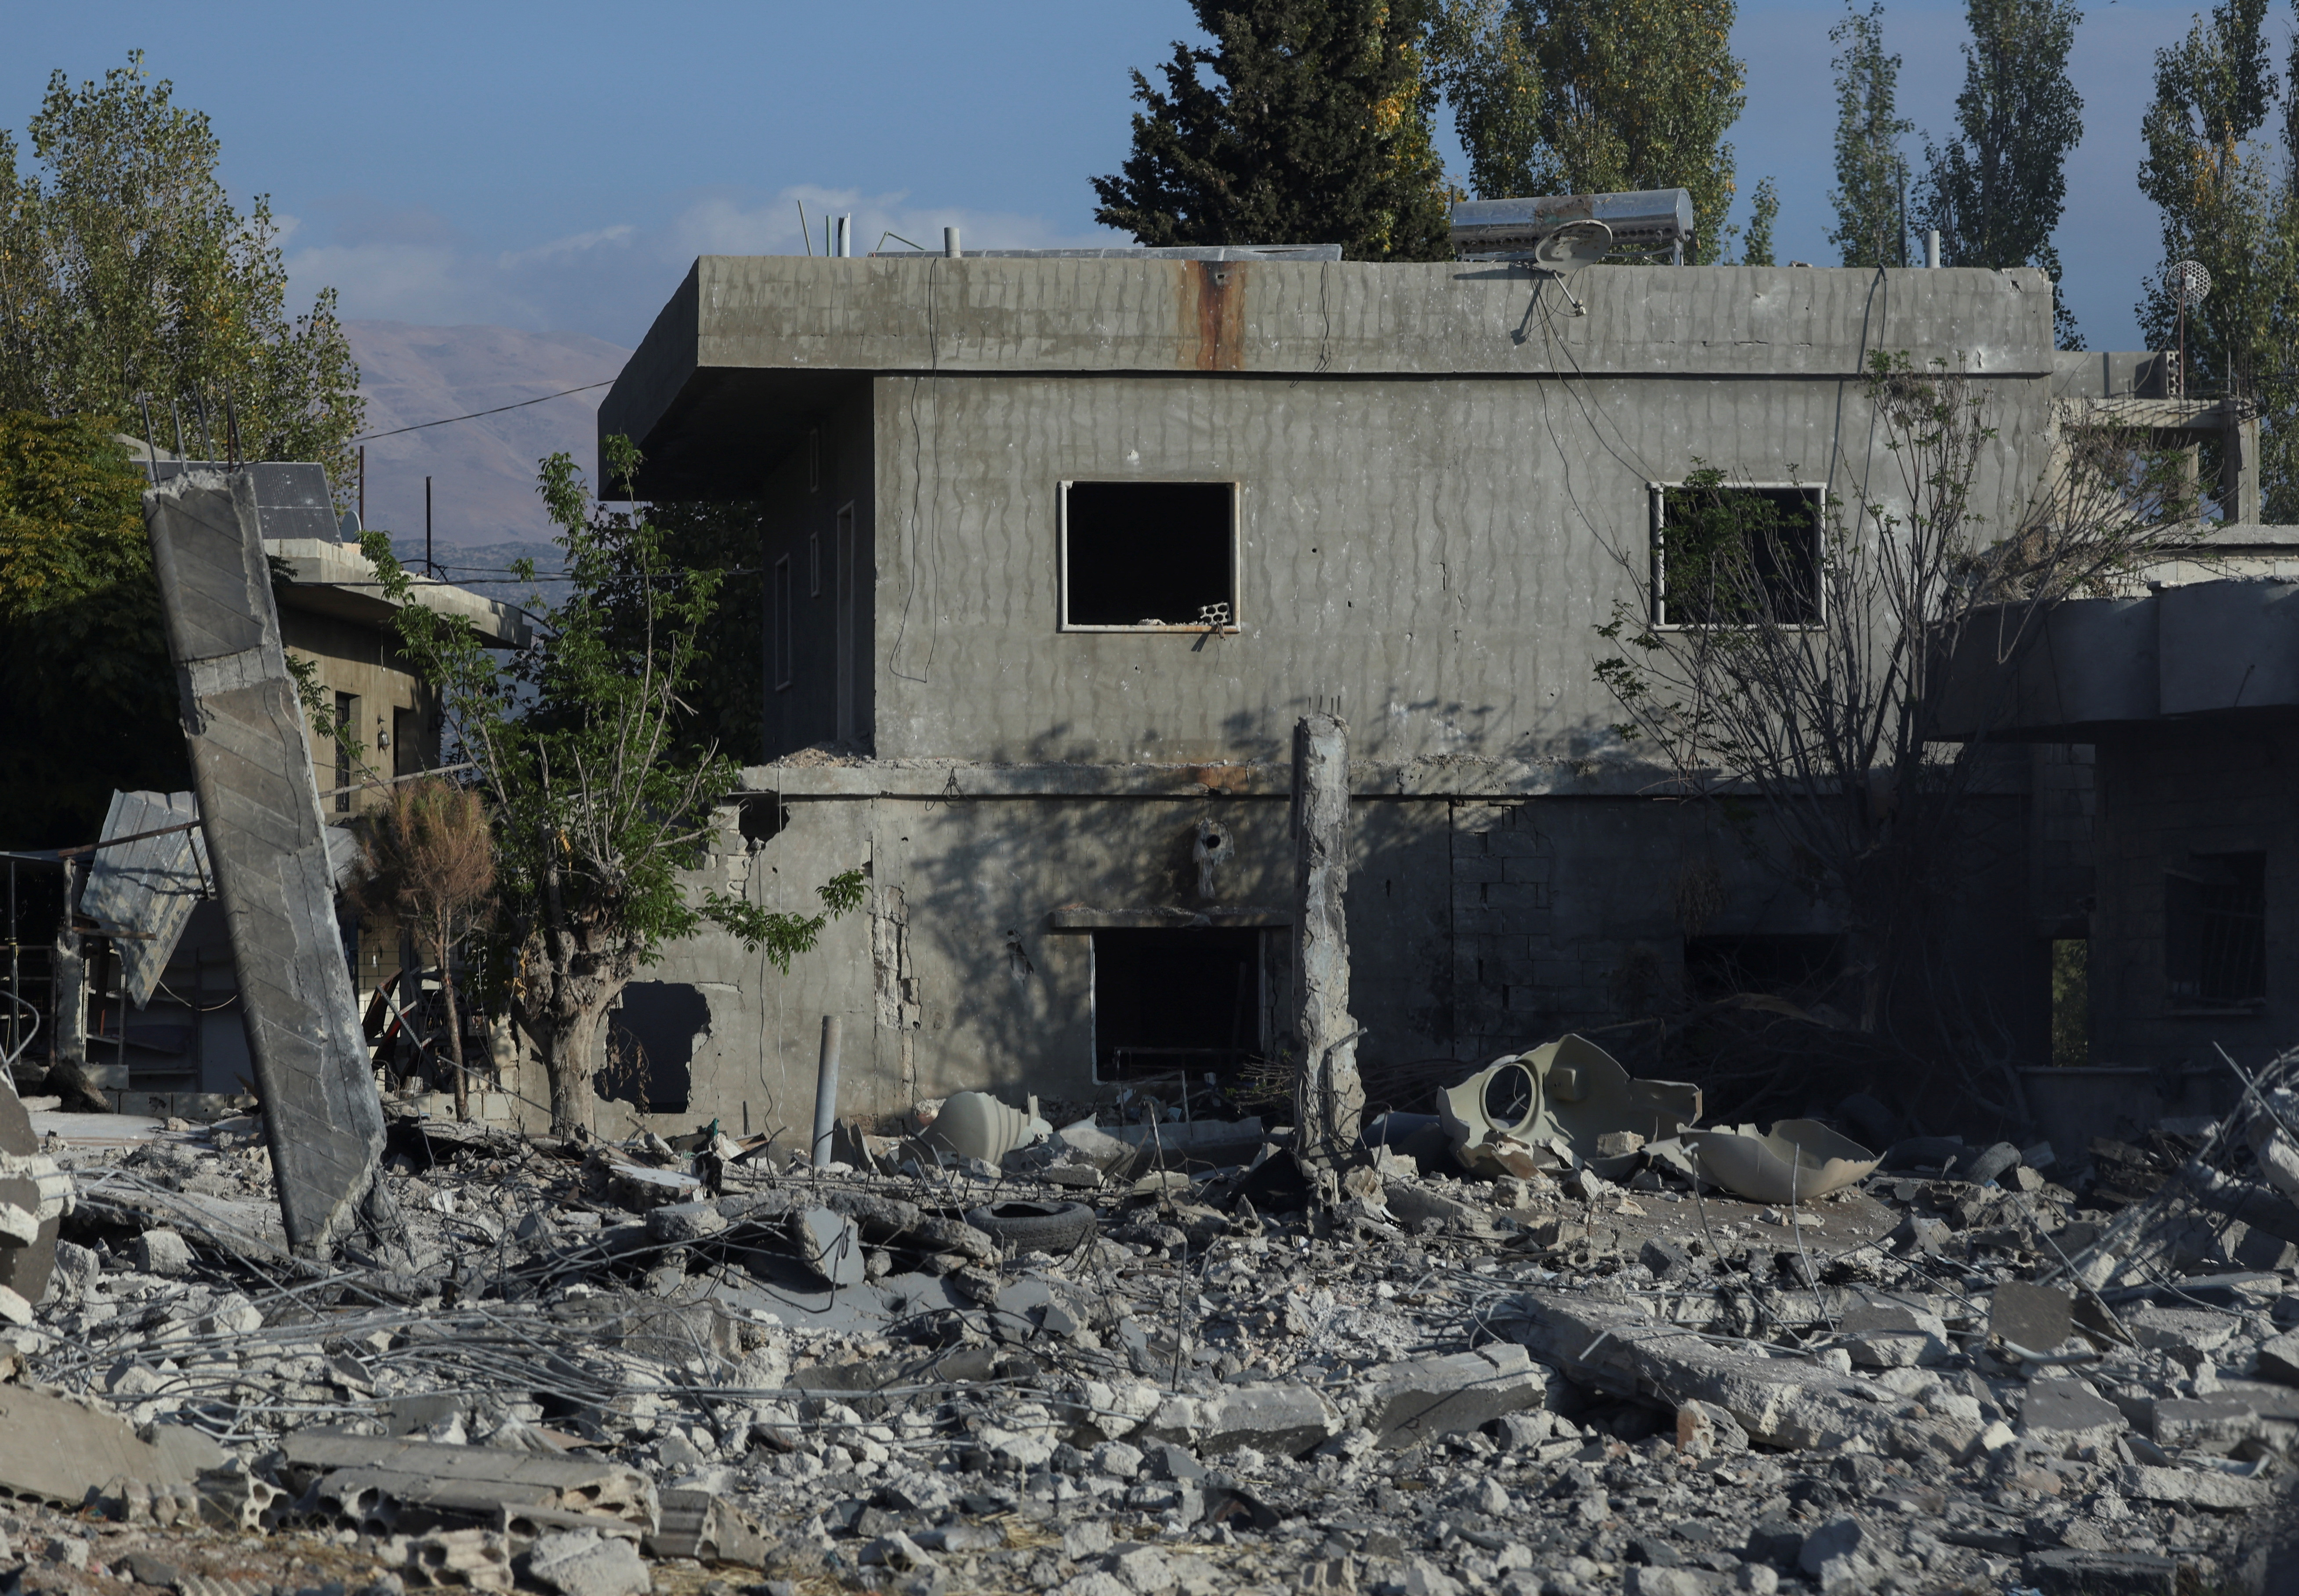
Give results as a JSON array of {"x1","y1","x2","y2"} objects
[
  {"x1": 1531, "y1": 219, "x2": 1612, "y2": 316},
  {"x1": 2171, "y1": 258, "x2": 2211, "y2": 399}
]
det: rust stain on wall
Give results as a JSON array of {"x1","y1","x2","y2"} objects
[{"x1": 1178, "y1": 261, "x2": 1248, "y2": 372}]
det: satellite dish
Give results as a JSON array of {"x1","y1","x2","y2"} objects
[
  {"x1": 1534, "y1": 219, "x2": 1613, "y2": 271},
  {"x1": 2172, "y1": 259, "x2": 2212, "y2": 308}
]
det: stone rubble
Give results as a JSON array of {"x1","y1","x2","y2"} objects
[{"x1": 1, "y1": 1077, "x2": 2296, "y2": 1596}]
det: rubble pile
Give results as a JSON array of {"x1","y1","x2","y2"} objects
[{"x1": 4, "y1": 1049, "x2": 2299, "y2": 1596}]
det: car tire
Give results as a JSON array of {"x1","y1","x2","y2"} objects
[{"x1": 964, "y1": 1199, "x2": 1098, "y2": 1254}]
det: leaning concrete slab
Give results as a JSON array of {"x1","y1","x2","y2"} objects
[{"x1": 143, "y1": 468, "x2": 385, "y2": 1257}]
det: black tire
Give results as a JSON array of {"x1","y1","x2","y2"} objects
[{"x1": 964, "y1": 1200, "x2": 1098, "y2": 1254}]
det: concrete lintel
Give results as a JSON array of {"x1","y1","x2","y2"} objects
[
  {"x1": 733, "y1": 756, "x2": 1717, "y2": 803},
  {"x1": 1045, "y1": 907, "x2": 1289, "y2": 931}
]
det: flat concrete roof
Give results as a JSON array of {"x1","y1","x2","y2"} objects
[
  {"x1": 267, "y1": 538, "x2": 530, "y2": 648},
  {"x1": 603, "y1": 256, "x2": 2059, "y2": 498}
]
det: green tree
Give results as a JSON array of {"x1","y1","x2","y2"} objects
[
  {"x1": 1739, "y1": 175, "x2": 1780, "y2": 266},
  {"x1": 1091, "y1": 0, "x2": 1454, "y2": 261},
  {"x1": 1828, "y1": 1, "x2": 1912, "y2": 269},
  {"x1": 1431, "y1": 0, "x2": 1543, "y2": 199},
  {"x1": 2136, "y1": 0, "x2": 2299, "y2": 517},
  {"x1": 0, "y1": 411, "x2": 185, "y2": 844},
  {"x1": 1915, "y1": 0, "x2": 2085, "y2": 345},
  {"x1": 1434, "y1": 0, "x2": 1748, "y2": 263},
  {"x1": 366, "y1": 441, "x2": 861, "y2": 1136},
  {"x1": 0, "y1": 54, "x2": 361, "y2": 484}
]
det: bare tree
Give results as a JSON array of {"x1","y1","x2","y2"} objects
[
  {"x1": 1595, "y1": 353, "x2": 2194, "y2": 1059},
  {"x1": 351, "y1": 778, "x2": 495, "y2": 1118}
]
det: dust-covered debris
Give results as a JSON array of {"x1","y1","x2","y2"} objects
[{"x1": 7, "y1": 1042, "x2": 2299, "y2": 1596}]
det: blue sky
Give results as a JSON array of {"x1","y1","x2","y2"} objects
[{"x1": 3, "y1": 1, "x2": 2263, "y2": 354}]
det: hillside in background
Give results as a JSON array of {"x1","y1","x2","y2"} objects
[{"x1": 348, "y1": 321, "x2": 629, "y2": 549}]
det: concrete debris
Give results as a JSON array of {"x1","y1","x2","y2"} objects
[
  {"x1": 1688, "y1": 1120, "x2": 1882, "y2": 1205},
  {"x1": 4, "y1": 1055, "x2": 2299, "y2": 1596}
]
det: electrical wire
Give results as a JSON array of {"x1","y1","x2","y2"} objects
[{"x1": 352, "y1": 381, "x2": 616, "y2": 443}]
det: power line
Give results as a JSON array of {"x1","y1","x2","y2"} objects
[{"x1": 352, "y1": 380, "x2": 616, "y2": 442}]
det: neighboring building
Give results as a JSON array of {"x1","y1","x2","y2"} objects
[
  {"x1": 69, "y1": 460, "x2": 528, "y2": 1110},
  {"x1": 1941, "y1": 579, "x2": 2299, "y2": 1084},
  {"x1": 570, "y1": 252, "x2": 2210, "y2": 1140}
]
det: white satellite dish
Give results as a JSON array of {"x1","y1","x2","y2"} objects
[
  {"x1": 1534, "y1": 219, "x2": 1613, "y2": 271},
  {"x1": 1530, "y1": 219, "x2": 1611, "y2": 316}
]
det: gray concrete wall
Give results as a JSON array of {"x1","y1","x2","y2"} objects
[
  {"x1": 594, "y1": 766, "x2": 2042, "y2": 1140},
  {"x1": 2088, "y1": 716, "x2": 2299, "y2": 1071},
  {"x1": 864, "y1": 370, "x2": 2050, "y2": 765}
]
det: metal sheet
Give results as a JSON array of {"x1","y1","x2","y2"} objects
[
  {"x1": 81, "y1": 790, "x2": 209, "y2": 1008},
  {"x1": 142, "y1": 467, "x2": 385, "y2": 1257}
]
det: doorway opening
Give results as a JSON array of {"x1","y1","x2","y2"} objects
[{"x1": 1091, "y1": 927, "x2": 1264, "y2": 1084}]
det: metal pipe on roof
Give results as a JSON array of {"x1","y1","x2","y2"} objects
[
  {"x1": 1926, "y1": 230, "x2": 1942, "y2": 269},
  {"x1": 945, "y1": 227, "x2": 961, "y2": 259}
]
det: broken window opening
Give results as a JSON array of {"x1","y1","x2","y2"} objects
[
  {"x1": 1061, "y1": 481, "x2": 1238, "y2": 631},
  {"x1": 1652, "y1": 480, "x2": 1823, "y2": 627},
  {"x1": 599, "y1": 981, "x2": 707, "y2": 1115},
  {"x1": 772, "y1": 556, "x2": 794, "y2": 691},
  {"x1": 1683, "y1": 933, "x2": 1845, "y2": 1005},
  {"x1": 2050, "y1": 938, "x2": 2089, "y2": 1064},
  {"x1": 737, "y1": 793, "x2": 788, "y2": 846},
  {"x1": 1091, "y1": 927, "x2": 1262, "y2": 1084},
  {"x1": 2166, "y1": 851, "x2": 2266, "y2": 1009}
]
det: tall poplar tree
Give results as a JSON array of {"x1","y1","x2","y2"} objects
[
  {"x1": 1091, "y1": 0, "x2": 1454, "y2": 262},
  {"x1": 1433, "y1": 0, "x2": 1748, "y2": 264},
  {"x1": 0, "y1": 56, "x2": 361, "y2": 481},
  {"x1": 1915, "y1": 0, "x2": 2085, "y2": 344},
  {"x1": 1828, "y1": 2, "x2": 1911, "y2": 269},
  {"x1": 2136, "y1": 0, "x2": 2299, "y2": 518}
]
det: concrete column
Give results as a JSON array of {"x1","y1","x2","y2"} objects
[{"x1": 1290, "y1": 713, "x2": 1363, "y2": 1173}]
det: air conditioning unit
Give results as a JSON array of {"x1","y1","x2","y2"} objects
[{"x1": 1448, "y1": 189, "x2": 1693, "y2": 260}]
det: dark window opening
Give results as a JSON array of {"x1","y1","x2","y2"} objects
[
  {"x1": 772, "y1": 556, "x2": 794, "y2": 690},
  {"x1": 1683, "y1": 933, "x2": 1845, "y2": 1003},
  {"x1": 1654, "y1": 482, "x2": 1822, "y2": 626},
  {"x1": 2050, "y1": 938, "x2": 2089, "y2": 1064},
  {"x1": 598, "y1": 981, "x2": 707, "y2": 1115},
  {"x1": 392, "y1": 706, "x2": 420, "y2": 778},
  {"x1": 2167, "y1": 852, "x2": 2266, "y2": 1008},
  {"x1": 1092, "y1": 927, "x2": 1261, "y2": 1082},
  {"x1": 1063, "y1": 481, "x2": 1236, "y2": 630},
  {"x1": 809, "y1": 530, "x2": 822, "y2": 597},
  {"x1": 333, "y1": 691, "x2": 357, "y2": 812}
]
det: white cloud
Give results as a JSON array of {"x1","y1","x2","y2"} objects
[
  {"x1": 288, "y1": 186, "x2": 1122, "y2": 340},
  {"x1": 495, "y1": 224, "x2": 638, "y2": 271},
  {"x1": 286, "y1": 240, "x2": 533, "y2": 326}
]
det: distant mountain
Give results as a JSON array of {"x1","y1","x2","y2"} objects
[{"x1": 347, "y1": 321, "x2": 630, "y2": 550}]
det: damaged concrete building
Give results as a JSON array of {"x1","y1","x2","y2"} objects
[{"x1": 569, "y1": 251, "x2": 2248, "y2": 1139}]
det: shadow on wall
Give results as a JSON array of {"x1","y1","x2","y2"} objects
[{"x1": 600, "y1": 982, "x2": 711, "y2": 1116}]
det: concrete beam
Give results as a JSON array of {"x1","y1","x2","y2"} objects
[
  {"x1": 143, "y1": 470, "x2": 388, "y2": 1258},
  {"x1": 604, "y1": 258, "x2": 2057, "y2": 498}
]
